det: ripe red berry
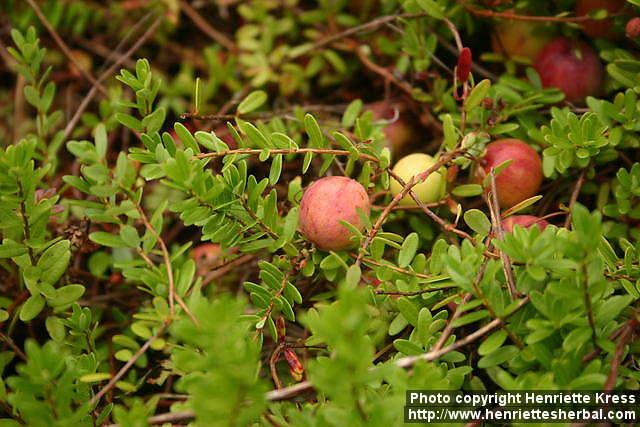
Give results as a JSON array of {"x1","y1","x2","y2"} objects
[
  {"x1": 299, "y1": 176, "x2": 370, "y2": 251},
  {"x1": 480, "y1": 139, "x2": 543, "y2": 209},
  {"x1": 626, "y1": 17, "x2": 640, "y2": 38},
  {"x1": 534, "y1": 38, "x2": 603, "y2": 103}
]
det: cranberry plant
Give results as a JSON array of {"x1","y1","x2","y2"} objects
[{"x1": 0, "y1": 0, "x2": 639, "y2": 426}]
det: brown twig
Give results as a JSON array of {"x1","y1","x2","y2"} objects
[
  {"x1": 63, "y1": 16, "x2": 162, "y2": 140},
  {"x1": 263, "y1": 296, "x2": 529, "y2": 402},
  {"x1": 373, "y1": 288, "x2": 452, "y2": 296},
  {"x1": 487, "y1": 171, "x2": 518, "y2": 299},
  {"x1": 196, "y1": 147, "x2": 380, "y2": 164},
  {"x1": 563, "y1": 169, "x2": 586, "y2": 229},
  {"x1": 433, "y1": 293, "x2": 472, "y2": 351},
  {"x1": 135, "y1": 205, "x2": 198, "y2": 325},
  {"x1": 582, "y1": 319, "x2": 632, "y2": 363},
  {"x1": 178, "y1": 0, "x2": 237, "y2": 52},
  {"x1": 581, "y1": 263, "x2": 598, "y2": 348},
  {"x1": 201, "y1": 254, "x2": 256, "y2": 287},
  {"x1": 398, "y1": 296, "x2": 530, "y2": 368},
  {"x1": 358, "y1": 255, "x2": 450, "y2": 282},
  {"x1": 386, "y1": 168, "x2": 473, "y2": 241},
  {"x1": 269, "y1": 342, "x2": 286, "y2": 389},
  {"x1": 356, "y1": 149, "x2": 463, "y2": 266},
  {"x1": 307, "y1": 12, "x2": 428, "y2": 52},
  {"x1": 0, "y1": 332, "x2": 26, "y2": 361},
  {"x1": 460, "y1": 0, "x2": 611, "y2": 23},
  {"x1": 25, "y1": 0, "x2": 108, "y2": 97},
  {"x1": 239, "y1": 196, "x2": 279, "y2": 240},
  {"x1": 89, "y1": 323, "x2": 167, "y2": 408},
  {"x1": 603, "y1": 317, "x2": 637, "y2": 392}
]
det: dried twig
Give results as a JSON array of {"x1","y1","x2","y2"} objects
[
  {"x1": 261, "y1": 296, "x2": 530, "y2": 403},
  {"x1": 201, "y1": 254, "x2": 256, "y2": 287},
  {"x1": 26, "y1": 0, "x2": 108, "y2": 96},
  {"x1": 196, "y1": 147, "x2": 380, "y2": 164},
  {"x1": 356, "y1": 149, "x2": 463, "y2": 265},
  {"x1": 397, "y1": 296, "x2": 529, "y2": 368},
  {"x1": 63, "y1": 17, "x2": 162, "y2": 140},
  {"x1": 309, "y1": 12, "x2": 428, "y2": 52},
  {"x1": 433, "y1": 293, "x2": 472, "y2": 351},
  {"x1": 487, "y1": 171, "x2": 518, "y2": 299},
  {"x1": 269, "y1": 342, "x2": 286, "y2": 389},
  {"x1": 136, "y1": 205, "x2": 198, "y2": 325},
  {"x1": 460, "y1": 0, "x2": 612, "y2": 23},
  {"x1": 603, "y1": 318, "x2": 637, "y2": 392},
  {"x1": 178, "y1": 0, "x2": 237, "y2": 51},
  {"x1": 0, "y1": 332, "x2": 26, "y2": 361},
  {"x1": 563, "y1": 169, "x2": 586, "y2": 229},
  {"x1": 90, "y1": 323, "x2": 167, "y2": 407},
  {"x1": 386, "y1": 168, "x2": 472, "y2": 241}
]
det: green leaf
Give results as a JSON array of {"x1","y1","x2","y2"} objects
[
  {"x1": 345, "y1": 264, "x2": 361, "y2": 287},
  {"x1": 477, "y1": 345, "x2": 518, "y2": 368},
  {"x1": 119, "y1": 225, "x2": 140, "y2": 247},
  {"x1": 94, "y1": 123, "x2": 108, "y2": 159},
  {"x1": 478, "y1": 330, "x2": 507, "y2": 356},
  {"x1": 49, "y1": 285, "x2": 85, "y2": 307},
  {"x1": 115, "y1": 113, "x2": 144, "y2": 132},
  {"x1": 442, "y1": 114, "x2": 457, "y2": 149},
  {"x1": 398, "y1": 233, "x2": 419, "y2": 268},
  {"x1": 237, "y1": 90, "x2": 268, "y2": 115},
  {"x1": 342, "y1": 99, "x2": 363, "y2": 127},
  {"x1": 45, "y1": 316, "x2": 65, "y2": 341},
  {"x1": 304, "y1": 114, "x2": 324, "y2": 147},
  {"x1": 269, "y1": 155, "x2": 283, "y2": 185},
  {"x1": 452, "y1": 184, "x2": 483, "y2": 197},
  {"x1": 37, "y1": 240, "x2": 71, "y2": 286},
  {"x1": 142, "y1": 107, "x2": 166, "y2": 133},
  {"x1": 397, "y1": 298, "x2": 419, "y2": 326},
  {"x1": 464, "y1": 209, "x2": 491, "y2": 235},
  {"x1": 0, "y1": 240, "x2": 27, "y2": 259},
  {"x1": 394, "y1": 339, "x2": 423, "y2": 355},
  {"x1": 89, "y1": 232, "x2": 126, "y2": 248},
  {"x1": 416, "y1": 0, "x2": 444, "y2": 19},
  {"x1": 451, "y1": 310, "x2": 489, "y2": 327},
  {"x1": 20, "y1": 294, "x2": 45, "y2": 322},
  {"x1": 464, "y1": 79, "x2": 491, "y2": 112},
  {"x1": 174, "y1": 122, "x2": 199, "y2": 153}
]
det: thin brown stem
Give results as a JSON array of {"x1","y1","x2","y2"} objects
[
  {"x1": 581, "y1": 263, "x2": 598, "y2": 348},
  {"x1": 63, "y1": 17, "x2": 162, "y2": 140},
  {"x1": 433, "y1": 293, "x2": 472, "y2": 351},
  {"x1": 460, "y1": 0, "x2": 610, "y2": 23},
  {"x1": 357, "y1": 149, "x2": 463, "y2": 265},
  {"x1": 178, "y1": 0, "x2": 237, "y2": 51},
  {"x1": 89, "y1": 323, "x2": 167, "y2": 408},
  {"x1": 308, "y1": 12, "x2": 427, "y2": 52},
  {"x1": 26, "y1": 0, "x2": 108, "y2": 96},
  {"x1": 196, "y1": 147, "x2": 379, "y2": 164},
  {"x1": 487, "y1": 171, "x2": 518, "y2": 299},
  {"x1": 564, "y1": 169, "x2": 586, "y2": 229},
  {"x1": 603, "y1": 318, "x2": 637, "y2": 392},
  {"x1": 0, "y1": 332, "x2": 26, "y2": 361},
  {"x1": 263, "y1": 296, "x2": 529, "y2": 402},
  {"x1": 269, "y1": 342, "x2": 285, "y2": 389}
]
